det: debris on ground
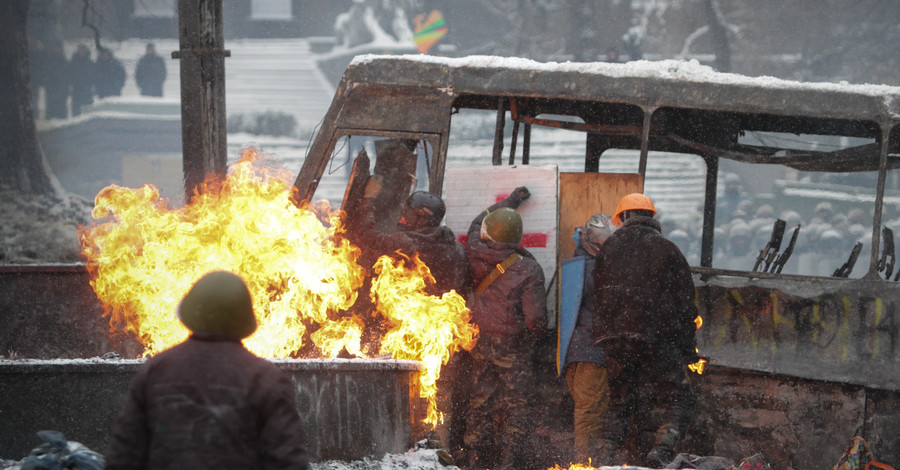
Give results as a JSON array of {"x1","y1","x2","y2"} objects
[
  {"x1": 2, "y1": 430, "x2": 104, "y2": 470},
  {"x1": 2, "y1": 446, "x2": 455, "y2": 470}
]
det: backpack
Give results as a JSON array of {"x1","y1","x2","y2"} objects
[{"x1": 833, "y1": 436, "x2": 894, "y2": 470}]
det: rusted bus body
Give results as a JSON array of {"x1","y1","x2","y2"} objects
[
  {"x1": 694, "y1": 274, "x2": 900, "y2": 389},
  {"x1": 288, "y1": 55, "x2": 900, "y2": 466},
  {"x1": 291, "y1": 55, "x2": 900, "y2": 388},
  {"x1": 295, "y1": 56, "x2": 900, "y2": 390}
]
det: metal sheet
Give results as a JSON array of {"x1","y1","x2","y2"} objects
[{"x1": 557, "y1": 256, "x2": 586, "y2": 375}]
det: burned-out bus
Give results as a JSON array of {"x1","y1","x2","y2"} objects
[{"x1": 291, "y1": 55, "x2": 900, "y2": 467}]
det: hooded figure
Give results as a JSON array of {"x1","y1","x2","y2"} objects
[
  {"x1": 105, "y1": 271, "x2": 309, "y2": 470},
  {"x1": 563, "y1": 213, "x2": 616, "y2": 464}
]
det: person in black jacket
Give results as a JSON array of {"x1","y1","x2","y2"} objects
[
  {"x1": 358, "y1": 179, "x2": 473, "y2": 459},
  {"x1": 68, "y1": 44, "x2": 94, "y2": 116},
  {"x1": 358, "y1": 178, "x2": 471, "y2": 299},
  {"x1": 135, "y1": 43, "x2": 167, "y2": 97},
  {"x1": 463, "y1": 187, "x2": 547, "y2": 470},
  {"x1": 95, "y1": 48, "x2": 126, "y2": 98},
  {"x1": 42, "y1": 41, "x2": 70, "y2": 120},
  {"x1": 105, "y1": 271, "x2": 310, "y2": 470},
  {"x1": 592, "y1": 193, "x2": 698, "y2": 468}
]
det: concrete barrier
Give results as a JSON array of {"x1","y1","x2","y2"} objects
[{"x1": 0, "y1": 358, "x2": 421, "y2": 462}]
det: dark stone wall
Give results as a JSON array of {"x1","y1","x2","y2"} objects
[
  {"x1": 0, "y1": 265, "x2": 142, "y2": 360},
  {"x1": 531, "y1": 365, "x2": 900, "y2": 470},
  {"x1": 0, "y1": 359, "x2": 417, "y2": 462}
]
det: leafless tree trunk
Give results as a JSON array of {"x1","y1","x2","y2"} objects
[
  {"x1": 0, "y1": 0, "x2": 60, "y2": 195},
  {"x1": 703, "y1": 0, "x2": 731, "y2": 72}
]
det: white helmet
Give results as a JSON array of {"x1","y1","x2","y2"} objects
[{"x1": 580, "y1": 213, "x2": 616, "y2": 256}]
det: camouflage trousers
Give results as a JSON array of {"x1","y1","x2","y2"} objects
[
  {"x1": 435, "y1": 350, "x2": 474, "y2": 457},
  {"x1": 463, "y1": 334, "x2": 538, "y2": 470}
]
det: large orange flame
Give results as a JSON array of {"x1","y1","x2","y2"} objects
[
  {"x1": 78, "y1": 148, "x2": 476, "y2": 425},
  {"x1": 371, "y1": 253, "x2": 478, "y2": 425}
]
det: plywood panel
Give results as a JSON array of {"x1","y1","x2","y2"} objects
[{"x1": 558, "y1": 173, "x2": 643, "y2": 265}]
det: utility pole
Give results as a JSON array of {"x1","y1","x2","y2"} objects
[{"x1": 173, "y1": 0, "x2": 230, "y2": 202}]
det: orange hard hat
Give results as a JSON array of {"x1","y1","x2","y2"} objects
[{"x1": 613, "y1": 193, "x2": 656, "y2": 226}]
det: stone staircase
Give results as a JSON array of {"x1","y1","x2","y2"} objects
[{"x1": 63, "y1": 37, "x2": 336, "y2": 132}]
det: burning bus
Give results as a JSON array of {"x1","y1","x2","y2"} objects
[
  {"x1": 3, "y1": 55, "x2": 900, "y2": 468},
  {"x1": 288, "y1": 55, "x2": 900, "y2": 468}
]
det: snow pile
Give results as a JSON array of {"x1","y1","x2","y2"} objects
[
  {"x1": 1, "y1": 447, "x2": 455, "y2": 470},
  {"x1": 310, "y1": 448, "x2": 455, "y2": 470},
  {"x1": 0, "y1": 188, "x2": 94, "y2": 264}
]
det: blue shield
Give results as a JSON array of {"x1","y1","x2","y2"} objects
[{"x1": 557, "y1": 255, "x2": 586, "y2": 375}]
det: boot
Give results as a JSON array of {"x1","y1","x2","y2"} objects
[
  {"x1": 592, "y1": 438, "x2": 626, "y2": 467},
  {"x1": 644, "y1": 425, "x2": 681, "y2": 468},
  {"x1": 462, "y1": 447, "x2": 490, "y2": 470}
]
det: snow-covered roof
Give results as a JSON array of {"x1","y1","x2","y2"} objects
[
  {"x1": 353, "y1": 54, "x2": 900, "y2": 96},
  {"x1": 346, "y1": 54, "x2": 900, "y2": 122}
]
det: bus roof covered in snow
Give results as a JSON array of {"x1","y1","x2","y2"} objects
[{"x1": 292, "y1": 54, "x2": 900, "y2": 391}]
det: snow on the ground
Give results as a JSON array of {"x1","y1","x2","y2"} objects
[
  {"x1": 0, "y1": 188, "x2": 94, "y2": 264},
  {"x1": 0, "y1": 447, "x2": 457, "y2": 470},
  {"x1": 310, "y1": 448, "x2": 455, "y2": 470}
]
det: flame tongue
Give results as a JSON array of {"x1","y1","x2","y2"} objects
[
  {"x1": 79, "y1": 148, "x2": 478, "y2": 427},
  {"x1": 371, "y1": 254, "x2": 478, "y2": 425}
]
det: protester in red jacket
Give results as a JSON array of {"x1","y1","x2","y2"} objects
[
  {"x1": 105, "y1": 271, "x2": 309, "y2": 470},
  {"x1": 462, "y1": 186, "x2": 547, "y2": 470}
]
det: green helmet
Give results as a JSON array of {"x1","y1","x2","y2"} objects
[
  {"x1": 177, "y1": 271, "x2": 257, "y2": 340},
  {"x1": 481, "y1": 207, "x2": 523, "y2": 244}
]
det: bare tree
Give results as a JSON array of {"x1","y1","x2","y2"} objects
[
  {"x1": 0, "y1": 0, "x2": 61, "y2": 195},
  {"x1": 702, "y1": 0, "x2": 731, "y2": 72}
]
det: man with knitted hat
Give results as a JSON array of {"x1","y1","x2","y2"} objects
[{"x1": 105, "y1": 271, "x2": 309, "y2": 469}]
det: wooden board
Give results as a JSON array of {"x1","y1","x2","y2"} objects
[
  {"x1": 444, "y1": 165, "x2": 559, "y2": 288},
  {"x1": 558, "y1": 172, "x2": 643, "y2": 266}
]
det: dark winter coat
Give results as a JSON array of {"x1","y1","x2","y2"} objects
[
  {"x1": 95, "y1": 54, "x2": 126, "y2": 98},
  {"x1": 42, "y1": 48, "x2": 70, "y2": 119},
  {"x1": 135, "y1": 53, "x2": 167, "y2": 97},
  {"x1": 105, "y1": 334, "x2": 309, "y2": 470},
  {"x1": 591, "y1": 215, "x2": 698, "y2": 364},
  {"x1": 357, "y1": 198, "x2": 471, "y2": 299},
  {"x1": 466, "y1": 201, "x2": 547, "y2": 339},
  {"x1": 68, "y1": 52, "x2": 94, "y2": 114}
]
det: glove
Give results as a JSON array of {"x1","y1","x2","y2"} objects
[
  {"x1": 572, "y1": 226, "x2": 582, "y2": 249},
  {"x1": 363, "y1": 175, "x2": 383, "y2": 199},
  {"x1": 505, "y1": 186, "x2": 531, "y2": 208}
]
